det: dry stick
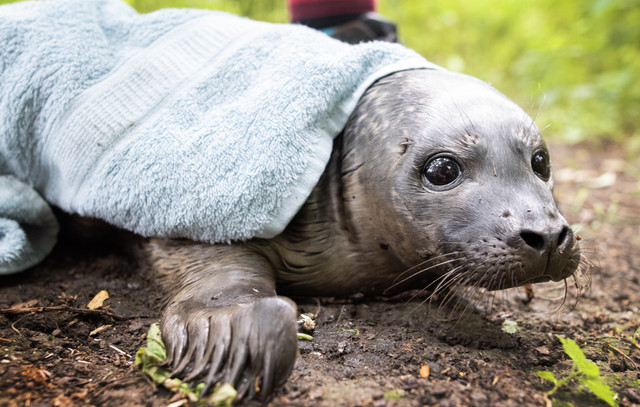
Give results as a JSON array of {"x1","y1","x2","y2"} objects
[
  {"x1": 0, "y1": 305, "x2": 133, "y2": 321},
  {"x1": 606, "y1": 342, "x2": 639, "y2": 371},
  {"x1": 11, "y1": 314, "x2": 30, "y2": 336}
]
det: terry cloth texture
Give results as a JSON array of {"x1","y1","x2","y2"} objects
[{"x1": 0, "y1": 0, "x2": 439, "y2": 275}]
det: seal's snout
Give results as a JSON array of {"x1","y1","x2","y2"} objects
[
  {"x1": 515, "y1": 220, "x2": 577, "y2": 282},
  {"x1": 520, "y1": 224, "x2": 573, "y2": 254}
]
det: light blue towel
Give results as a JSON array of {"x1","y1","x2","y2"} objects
[{"x1": 0, "y1": 0, "x2": 437, "y2": 275}]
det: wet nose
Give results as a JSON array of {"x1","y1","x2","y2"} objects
[{"x1": 520, "y1": 225, "x2": 573, "y2": 254}]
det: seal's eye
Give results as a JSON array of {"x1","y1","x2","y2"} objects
[
  {"x1": 424, "y1": 157, "x2": 461, "y2": 187},
  {"x1": 531, "y1": 150, "x2": 551, "y2": 181}
]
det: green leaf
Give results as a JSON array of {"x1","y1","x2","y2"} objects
[
  {"x1": 337, "y1": 328, "x2": 360, "y2": 335},
  {"x1": 584, "y1": 378, "x2": 618, "y2": 407},
  {"x1": 557, "y1": 336, "x2": 602, "y2": 379},
  {"x1": 135, "y1": 323, "x2": 235, "y2": 403},
  {"x1": 297, "y1": 333, "x2": 313, "y2": 341},
  {"x1": 135, "y1": 323, "x2": 172, "y2": 384},
  {"x1": 501, "y1": 320, "x2": 519, "y2": 334},
  {"x1": 537, "y1": 370, "x2": 558, "y2": 385},
  {"x1": 384, "y1": 389, "x2": 405, "y2": 399},
  {"x1": 578, "y1": 359, "x2": 601, "y2": 379},
  {"x1": 202, "y1": 383, "x2": 238, "y2": 407},
  {"x1": 558, "y1": 336, "x2": 587, "y2": 365},
  {"x1": 145, "y1": 323, "x2": 167, "y2": 362}
]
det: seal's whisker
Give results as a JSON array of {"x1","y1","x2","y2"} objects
[
  {"x1": 436, "y1": 276, "x2": 468, "y2": 310},
  {"x1": 452, "y1": 283, "x2": 485, "y2": 318},
  {"x1": 529, "y1": 94, "x2": 546, "y2": 124},
  {"x1": 429, "y1": 266, "x2": 467, "y2": 296},
  {"x1": 406, "y1": 267, "x2": 460, "y2": 306},
  {"x1": 386, "y1": 257, "x2": 458, "y2": 294},
  {"x1": 548, "y1": 277, "x2": 570, "y2": 314},
  {"x1": 473, "y1": 267, "x2": 493, "y2": 291},
  {"x1": 390, "y1": 253, "x2": 456, "y2": 285},
  {"x1": 391, "y1": 256, "x2": 441, "y2": 283},
  {"x1": 538, "y1": 123, "x2": 552, "y2": 133},
  {"x1": 497, "y1": 268, "x2": 507, "y2": 292},
  {"x1": 411, "y1": 268, "x2": 468, "y2": 315},
  {"x1": 449, "y1": 98, "x2": 479, "y2": 138},
  {"x1": 571, "y1": 259, "x2": 594, "y2": 298},
  {"x1": 433, "y1": 284, "x2": 467, "y2": 320},
  {"x1": 437, "y1": 272, "x2": 478, "y2": 313},
  {"x1": 482, "y1": 286, "x2": 496, "y2": 308},
  {"x1": 510, "y1": 264, "x2": 521, "y2": 289},
  {"x1": 487, "y1": 267, "x2": 502, "y2": 291},
  {"x1": 411, "y1": 267, "x2": 465, "y2": 311},
  {"x1": 448, "y1": 296, "x2": 473, "y2": 323}
]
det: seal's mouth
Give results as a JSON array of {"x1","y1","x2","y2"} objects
[{"x1": 424, "y1": 236, "x2": 583, "y2": 292}]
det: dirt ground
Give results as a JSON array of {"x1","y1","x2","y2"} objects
[{"x1": 1, "y1": 141, "x2": 639, "y2": 407}]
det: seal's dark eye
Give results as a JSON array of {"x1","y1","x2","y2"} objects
[
  {"x1": 531, "y1": 150, "x2": 551, "y2": 181},
  {"x1": 424, "y1": 157, "x2": 461, "y2": 187}
]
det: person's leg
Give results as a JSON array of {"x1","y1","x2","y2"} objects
[{"x1": 287, "y1": 0, "x2": 398, "y2": 43}]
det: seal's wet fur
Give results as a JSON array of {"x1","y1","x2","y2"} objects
[{"x1": 143, "y1": 68, "x2": 582, "y2": 402}]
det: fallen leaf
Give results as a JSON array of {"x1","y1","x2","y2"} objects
[
  {"x1": 21, "y1": 366, "x2": 53, "y2": 388},
  {"x1": 501, "y1": 320, "x2": 519, "y2": 334},
  {"x1": 419, "y1": 365, "x2": 430, "y2": 378},
  {"x1": 536, "y1": 346, "x2": 551, "y2": 355},
  {"x1": 71, "y1": 388, "x2": 89, "y2": 399},
  {"x1": 87, "y1": 290, "x2": 110, "y2": 310},
  {"x1": 10, "y1": 299, "x2": 39, "y2": 310},
  {"x1": 53, "y1": 394, "x2": 73, "y2": 406},
  {"x1": 89, "y1": 324, "x2": 112, "y2": 336}
]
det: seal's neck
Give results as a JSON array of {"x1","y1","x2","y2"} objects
[{"x1": 262, "y1": 134, "x2": 407, "y2": 297}]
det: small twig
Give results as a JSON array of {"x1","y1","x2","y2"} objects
[
  {"x1": 109, "y1": 344, "x2": 132, "y2": 359},
  {"x1": 606, "y1": 342, "x2": 639, "y2": 371},
  {"x1": 139, "y1": 371, "x2": 156, "y2": 389},
  {"x1": 314, "y1": 298, "x2": 322, "y2": 319},
  {"x1": 336, "y1": 305, "x2": 346, "y2": 325},
  {"x1": 11, "y1": 314, "x2": 30, "y2": 336},
  {"x1": 0, "y1": 305, "x2": 132, "y2": 321}
]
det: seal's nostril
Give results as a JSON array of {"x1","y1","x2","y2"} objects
[
  {"x1": 520, "y1": 231, "x2": 545, "y2": 251},
  {"x1": 557, "y1": 226, "x2": 570, "y2": 247}
]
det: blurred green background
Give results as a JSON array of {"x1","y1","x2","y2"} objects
[{"x1": 2, "y1": 0, "x2": 639, "y2": 150}]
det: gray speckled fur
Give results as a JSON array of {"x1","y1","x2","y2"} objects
[{"x1": 146, "y1": 69, "x2": 581, "y2": 402}]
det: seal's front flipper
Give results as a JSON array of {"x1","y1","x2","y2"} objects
[
  {"x1": 162, "y1": 296, "x2": 297, "y2": 400},
  {"x1": 147, "y1": 241, "x2": 297, "y2": 402}
]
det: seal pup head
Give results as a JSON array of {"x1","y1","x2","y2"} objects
[{"x1": 345, "y1": 69, "x2": 582, "y2": 293}]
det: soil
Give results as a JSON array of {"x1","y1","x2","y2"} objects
[{"x1": 1, "y1": 141, "x2": 639, "y2": 407}]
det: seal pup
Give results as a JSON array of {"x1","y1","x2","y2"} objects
[{"x1": 147, "y1": 68, "x2": 582, "y2": 401}]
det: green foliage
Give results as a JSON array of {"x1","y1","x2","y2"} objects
[
  {"x1": 135, "y1": 323, "x2": 237, "y2": 406},
  {"x1": 1, "y1": 0, "x2": 637, "y2": 144},
  {"x1": 297, "y1": 332, "x2": 314, "y2": 341},
  {"x1": 384, "y1": 388, "x2": 405, "y2": 399},
  {"x1": 632, "y1": 326, "x2": 640, "y2": 345},
  {"x1": 123, "y1": 0, "x2": 287, "y2": 22},
  {"x1": 501, "y1": 319, "x2": 519, "y2": 334},
  {"x1": 134, "y1": 322, "x2": 170, "y2": 384},
  {"x1": 537, "y1": 336, "x2": 618, "y2": 407},
  {"x1": 379, "y1": 0, "x2": 640, "y2": 144}
]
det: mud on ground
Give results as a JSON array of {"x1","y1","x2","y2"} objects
[{"x1": 1, "y1": 142, "x2": 639, "y2": 407}]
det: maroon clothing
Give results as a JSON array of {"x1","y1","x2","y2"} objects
[{"x1": 288, "y1": 0, "x2": 376, "y2": 23}]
